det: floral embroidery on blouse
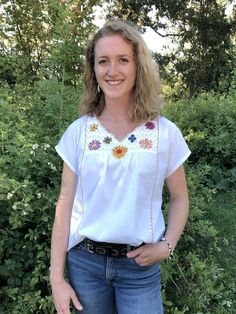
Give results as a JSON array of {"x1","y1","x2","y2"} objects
[
  {"x1": 88, "y1": 140, "x2": 101, "y2": 150},
  {"x1": 103, "y1": 136, "x2": 112, "y2": 144},
  {"x1": 145, "y1": 121, "x2": 155, "y2": 130},
  {"x1": 90, "y1": 123, "x2": 98, "y2": 132},
  {"x1": 128, "y1": 134, "x2": 136, "y2": 143},
  {"x1": 112, "y1": 146, "x2": 128, "y2": 159},
  {"x1": 139, "y1": 138, "x2": 153, "y2": 149}
]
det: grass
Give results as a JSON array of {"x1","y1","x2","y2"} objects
[
  {"x1": 206, "y1": 191, "x2": 236, "y2": 310},
  {"x1": 206, "y1": 191, "x2": 236, "y2": 273}
]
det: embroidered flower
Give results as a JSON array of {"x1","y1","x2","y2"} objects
[
  {"x1": 139, "y1": 138, "x2": 153, "y2": 149},
  {"x1": 88, "y1": 140, "x2": 101, "y2": 150},
  {"x1": 128, "y1": 134, "x2": 136, "y2": 143},
  {"x1": 90, "y1": 123, "x2": 98, "y2": 132},
  {"x1": 145, "y1": 121, "x2": 155, "y2": 130},
  {"x1": 103, "y1": 136, "x2": 112, "y2": 144},
  {"x1": 112, "y1": 146, "x2": 128, "y2": 159}
]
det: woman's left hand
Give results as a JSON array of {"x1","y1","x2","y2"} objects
[{"x1": 127, "y1": 242, "x2": 170, "y2": 266}]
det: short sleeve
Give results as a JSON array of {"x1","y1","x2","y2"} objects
[
  {"x1": 55, "y1": 119, "x2": 81, "y2": 175},
  {"x1": 165, "y1": 123, "x2": 191, "y2": 178}
]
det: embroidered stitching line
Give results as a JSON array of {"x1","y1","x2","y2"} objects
[{"x1": 149, "y1": 117, "x2": 160, "y2": 242}]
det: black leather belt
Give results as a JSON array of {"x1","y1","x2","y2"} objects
[{"x1": 79, "y1": 238, "x2": 144, "y2": 258}]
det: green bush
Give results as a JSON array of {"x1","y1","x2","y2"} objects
[
  {"x1": 161, "y1": 90, "x2": 236, "y2": 312},
  {"x1": 161, "y1": 167, "x2": 234, "y2": 313},
  {"x1": 0, "y1": 82, "x2": 235, "y2": 313},
  {"x1": 163, "y1": 90, "x2": 236, "y2": 191},
  {"x1": 0, "y1": 81, "x2": 79, "y2": 313}
]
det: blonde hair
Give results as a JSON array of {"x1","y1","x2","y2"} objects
[{"x1": 79, "y1": 19, "x2": 164, "y2": 122}]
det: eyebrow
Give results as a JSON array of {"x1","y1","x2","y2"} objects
[{"x1": 95, "y1": 54, "x2": 133, "y2": 59}]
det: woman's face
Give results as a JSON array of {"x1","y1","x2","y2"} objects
[{"x1": 94, "y1": 34, "x2": 137, "y2": 104}]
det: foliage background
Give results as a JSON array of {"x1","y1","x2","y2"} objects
[{"x1": 0, "y1": 0, "x2": 236, "y2": 313}]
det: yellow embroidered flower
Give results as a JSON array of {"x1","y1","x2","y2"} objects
[
  {"x1": 112, "y1": 146, "x2": 128, "y2": 159},
  {"x1": 90, "y1": 123, "x2": 98, "y2": 132}
]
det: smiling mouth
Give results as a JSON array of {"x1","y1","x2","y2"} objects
[{"x1": 106, "y1": 80, "x2": 124, "y2": 85}]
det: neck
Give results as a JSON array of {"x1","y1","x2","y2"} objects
[{"x1": 101, "y1": 98, "x2": 131, "y2": 122}]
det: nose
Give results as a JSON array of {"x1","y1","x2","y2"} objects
[{"x1": 107, "y1": 61, "x2": 118, "y2": 76}]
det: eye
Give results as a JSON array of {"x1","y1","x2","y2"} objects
[
  {"x1": 98, "y1": 59, "x2": 108, "y2": 65},
  {"x1": 120, "y1": 58, "x2": 129, "y2": 64}
]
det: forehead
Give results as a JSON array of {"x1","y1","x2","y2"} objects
[{"x1": 94, "y1": 34, "x2": 134, "y2": 57}]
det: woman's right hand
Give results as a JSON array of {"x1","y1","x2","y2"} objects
[
  {"x1": 50, "y1": 164, "x2": 81, "y2": 313},
  {"x1": 51, "y1": 278, "x2": 83, "y2": 314}
]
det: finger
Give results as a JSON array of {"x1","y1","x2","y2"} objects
[
  {"x1": 137, "y1": 256, "x2": 154, "y2": 266},
  {"x1": 57, "y1": 301, "x2": 71, "y2": 314},
  {"x1": 71, "y1": 293, "x2": 83, "y2": 311},
  {"x1": 127, "y1": 247, "x2": 143, "y2": 258},
  {"x1": 57, "y1": 306, "x2": 70, "y2": 314},
  {"x1": 135, "y1": 253, "x2": 148, "y2": 264}
]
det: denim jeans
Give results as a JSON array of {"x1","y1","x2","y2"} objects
[{"x1": 67, "y1": 242, "x2": 164, "y2": 314}]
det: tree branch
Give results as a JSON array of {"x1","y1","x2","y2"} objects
[{"x1": 153, "y1": 31, "x2": 183, "y2": 38}]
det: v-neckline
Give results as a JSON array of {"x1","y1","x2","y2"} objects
[{"x1": 93, "y1": 115, "x2": 143, "y2": 143}]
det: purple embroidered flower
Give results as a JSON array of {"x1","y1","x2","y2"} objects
[
  {"x1": 88, "y1": 140, "x2": 101, "y2": 150},
  {"x1": 128, "y1": 134, "x2": 136, "y2": 143},
  {"x1": 103, "y1": 136, "x2": 112, "y2": 144},
  {"x1": 145, "y1": 121, "x2": 155, "y2": 130}
]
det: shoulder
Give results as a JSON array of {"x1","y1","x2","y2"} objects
[
  {"x1": 160, "y1": 116, "x2": 178, "y2": 129},
  {"x1": 58, "y1": 115, "x2": 88, "y2": 144},
  {"x1": 64, "y1": 115, "x2": 87, "y2": 133},
  {"x1": 159, "y1": 116, "x2": 180, "y2": 132},
  {"x1": 68, "y1": 114, "x2": 86, "y2": 128},
  {"x1": 159, "y1": 116, "x2": 187, "y2": 144}
]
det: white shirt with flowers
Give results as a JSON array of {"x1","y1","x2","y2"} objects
[{"x1": 55, "y1": 114, "x2": 191, "y2": 250}]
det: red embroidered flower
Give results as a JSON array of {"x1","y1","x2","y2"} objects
[{"x1": 145, "y1": 121, "x2": 155, "y2": 130}]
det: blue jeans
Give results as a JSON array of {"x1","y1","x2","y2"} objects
[{"x1": 67, "y1": 242, "x2": 164, "y2": 314}]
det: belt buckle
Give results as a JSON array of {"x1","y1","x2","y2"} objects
[
  {"x1": 95, "y1": 246, "x2": 106, "y2": 255},
  {"x1": 111, "y1": 247, "x2": 119, "y2": 257},
  {"x1": 86, "y1": 241, "x2": 95, "y2": 254},
  {"x1": 84, "y1": 239, "x2": 134, "y2": 258}
]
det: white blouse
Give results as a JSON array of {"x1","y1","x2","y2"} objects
[{"x1": 55, "y1": 115, "x2": 191, "y2": 250}]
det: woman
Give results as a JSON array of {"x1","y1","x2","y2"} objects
[{"x1": 50, "y1": 19, "x2": 191, "y2": 314}]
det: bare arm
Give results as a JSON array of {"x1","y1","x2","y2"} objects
[
  {"x1": 127, "y1": 165, "x2": 189, "y2": 265},
  {"x1": 164, "y1": 165, "x2": 189, "y2": 251},
  {"x1": 50, "y1": 163, "x2": 82, "y2": 313}
]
